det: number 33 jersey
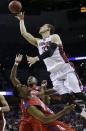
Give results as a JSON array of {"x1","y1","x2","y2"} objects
[{"x1": 37, "y1": 35, "x2": 74, "y2": 73}]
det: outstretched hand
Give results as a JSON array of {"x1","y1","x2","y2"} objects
[
  {"x1": 41, "y1": 80, "x2": 47, "y2": 87},
  {"x1": 15, "y1": 12, "x2": 24, "y2": 21},
  {"x1": 26, "y1": 55, "x2": 39, "y2": 67},
  {"x1": 15, "y1": 54, "x2": 23, "y2": 64}
]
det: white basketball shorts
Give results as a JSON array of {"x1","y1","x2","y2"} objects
[{"x1": 50, "y1": 68, "x2": 81, "y2": 95}]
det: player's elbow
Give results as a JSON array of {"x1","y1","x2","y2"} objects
[
  {"x1": 40, "y1": 116, "x2": 52, "y2": 124},
  {"x1": 20, "y1": 30, "x2": 27, "y2": 37},
  {"x1": 5, "y1": 106, "x2": 10, "y2": 112},
  {"x1": 7, "y1": 106, "x2": 10, "y2": 112},
  {"x1": 20, "y1": 31, "x2": 25, "y2": 36}
]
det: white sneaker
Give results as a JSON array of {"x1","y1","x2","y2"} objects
[{"x1": 81, "y1": 108, "x2": 86, "y2": 119}]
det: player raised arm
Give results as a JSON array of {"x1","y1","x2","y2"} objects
[
  {"x1": 10, "y1": 54, "x2": 23, "y2": 88},
  {"x1": 15, "y1": 12, "x2": 38, "y2": 47},
  {"x1": 10, "y1": 54, "x2": 30, "y2": 98},
  {"x1": 38, "y1": 80, "x2": 56, "y2": 96},
  {"x1": 27, "y1": 104, "x2": 75, "y2": 124},
  {"x1": 0, "y1": 95, "x2": 10, "y2": 112}
]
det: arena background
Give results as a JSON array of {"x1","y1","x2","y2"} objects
[{"x1": 0, "y1": 0, "x2": 86, "y2": 130}]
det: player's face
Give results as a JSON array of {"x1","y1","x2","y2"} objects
[
  {"x1": 27, "y1": 80, "x2": 37, "y2": 88},
  {"x1": 39, "y1": 24, "x2": 50, "y2": 35}
]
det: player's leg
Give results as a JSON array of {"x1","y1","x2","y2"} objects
[
  {"x1": 65, "y1": 72, "x2": 86, "y2": 101},
  {"x1": 50, "y1": 69, "x2": 74, "y2": 95},
  {"x1": 52, "y1": 78, "x2": 69, "y2": 95},
  {"x1": 65, "y1": 72, "x2": 86, "y2": 118},
  {"x1": 64, "y1": 72, "x2": 81, "y2": 94},
  {"x1": 50, "y1": 72, "x2": 74, "y2": 105},
  {"x1": 50, "y1": 71, "x2": 83, "y2": 114}
]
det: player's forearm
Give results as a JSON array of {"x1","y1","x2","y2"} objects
[
  {"x1": 44, "y1": 104, "x2": 75, "y2": 124},
  {"x1": 10, "y1": 64, "x2": 18, "y2": 81},
  {"x1": 20, "y1": 20, "x2": 33, "y2": 39},
  {"x1": 0, "y1": 106, "x2": 10, "y2": 112},
  {"x1": 28, "y1": 105, "x2": 72, "y2": 124},
  {"x1": 42, "y1": 109, "x2": 67, "y2": 124},
  {"x1": 20, "y1": 20, "x2": 37, "y2": 47},
  {"x1": 10, "y1": 63, "x2": 19, "y2": 87},
  {"x1": 45, "y1": 89, "x2": 56, "y2": 95},
  {"x1": 20, "y1": 19, "x2": 27, "y2": 35}
]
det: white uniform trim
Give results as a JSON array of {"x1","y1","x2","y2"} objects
[{"x1": 2, "y1": 113, "x2": 6, "y2": 131}]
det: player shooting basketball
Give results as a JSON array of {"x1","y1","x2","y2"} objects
[{"x1": 15, "y1": 12, "x2": 86, "y2": 119}]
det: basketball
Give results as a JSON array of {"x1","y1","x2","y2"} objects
[{"x1": 8, "y1": 0, "x2": 22, "y2": 14}]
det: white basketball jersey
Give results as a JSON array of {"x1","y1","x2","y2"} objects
[{"x1": 38, "y1": 35, "x2": 74, "y2": 73}]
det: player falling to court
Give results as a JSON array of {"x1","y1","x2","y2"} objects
[
  {"x1": 0, "y1": 95, "x2": 10, "y2": 131},
  {"x1": 15, "y1": 12, "x2": 86, "y2": 118},
  {"x1": 10, "y1": 54, "x2": 75, "y2": 131}
]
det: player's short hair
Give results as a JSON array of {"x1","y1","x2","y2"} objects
[{"x1": 47, "y1": 24, "x2": 55, "y2": 34}]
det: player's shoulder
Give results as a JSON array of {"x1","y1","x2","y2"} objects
[
  {"x1": 51, "y1": 34, "x2": 62, "y2": 45},
  {"x1": 51, "y1": 34, "x2": 61, "y2": 39},
  {"x1": 35, "y1": 38, "x2": 42, "y2": 46},
  {"x1": 36, "y1": 38, "x2": 41, "y2": 42}
]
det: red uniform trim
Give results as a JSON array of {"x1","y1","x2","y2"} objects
[
  {"x1": 59, "y1": 45, "x2": 69, "y2": 63},
  {"x1": 0, "y1": 119, "x2": 4, "y2": 131}
]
